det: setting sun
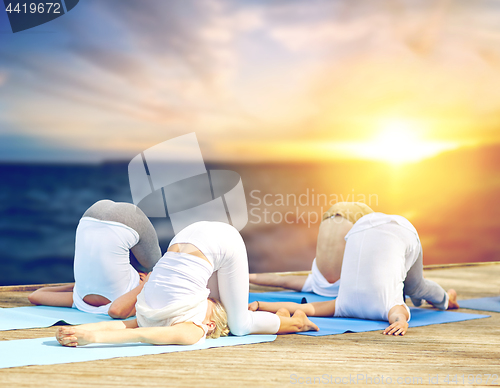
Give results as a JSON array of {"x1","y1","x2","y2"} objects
[
  {"x1": 349, "y1": 119, "x2": 458, "y2": 164},
  {"x1": 230, "y1": 121, "x2": 461, "y2": 163}
]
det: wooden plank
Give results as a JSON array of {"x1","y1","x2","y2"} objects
[
  {"x1": 0, "y1": 283, "x2": 72, "y2": 292},
  {"x1": 0, "y1": 265, "x2": 499, "y2": 387}
]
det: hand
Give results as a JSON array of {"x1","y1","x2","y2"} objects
[
  {"x1": 139, "y1": 272, "x2": 150, "y2": 284},
  {"x1": 383, "y1": 321, "x2": 408, "y2": 336},
  {"x1": 56, "y1": 326, "x2": 94, "y2": 347},
  {"x1": 248, "y1": 301, "x2": 259, "y2": 311}
]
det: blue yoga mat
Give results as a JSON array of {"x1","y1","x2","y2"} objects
[
  {"x1": 249, "y1": 291, "x2": 332, "y2": 304},
  {"x1": 1, "y1": 292, "x2": 491, "y2": 334},
  {"x1": 0, "y1": 306, "x2": 118, "y2": 331},
  {"x1": 249, "y1": 291, "x2": 489, "y2": 336},
  {"x1": 0, "y1": 334, "x2": 277, "y2": 369},
  {"x1": 302, "y1": 308, "x2": 489, "y2": 336},
  {"x1": 0, "y1": 293, "x2": 330, "y2": 331},
  {"x1": 458, "y1": 296, "x2": 500, "y2": 313}
]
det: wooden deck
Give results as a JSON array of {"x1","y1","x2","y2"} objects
[{"x1": 1, "y1": 264, "x2": 499, "y2": 387}]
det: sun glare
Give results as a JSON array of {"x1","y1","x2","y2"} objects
[{"x1": 352, "y1": 119, "x2": 457, "y2": 164}]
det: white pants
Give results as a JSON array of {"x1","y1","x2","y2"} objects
[
  {"x1": 301, "y1": 258, "x2": 340, "y2": 297},
  {"x1": 170, "y1": 221, "x2": 281, "y2": 336},
  {"x1": 335, "y1": 219, "x2": 447, "y2": 321}
]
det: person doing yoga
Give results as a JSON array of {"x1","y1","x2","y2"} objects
[
  {"x1": 250, "y1": 202, "x2": 374, "y2": 296},
  {"x1": 29, "y1": 199, "x2": 162, "y2": 318},
  {"x1": 249, "y1": 213, "x2": 459, "y2": 336},
  {"x1": 56, "y1": 221, "x2": 318, "y2": 347}
]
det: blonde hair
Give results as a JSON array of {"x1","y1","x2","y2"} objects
[{"x1": 206, "y1": 298, "x2": 230, "y2": 339}]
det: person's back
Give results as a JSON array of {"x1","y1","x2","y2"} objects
[
  {"x1": 73, "y1": 216, "x2": 141, "y2": 312},
  {"x1": 250, "y1": 202, "x2": 374, "y2": 295},
  {"x1": 28, "y1": 199, "x2": 162, "y2": 318},
  {"x1": 334, "y1": 214, "x2": 418, "y2": 321}
]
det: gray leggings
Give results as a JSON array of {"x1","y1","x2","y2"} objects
[
  {"x1": 404, "y1": 248, "x2": 448, "y2": 309},
  {"x1": 83, "y1": 199, "x2": 162, "y2": 271}
]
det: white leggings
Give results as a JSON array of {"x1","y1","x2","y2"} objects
[
  {"x1": 335, "y1": 221, "x2": 447, "y2": 321},
  {"x1": 170, "y1": 221, "x2": 281, "y2": 336}
]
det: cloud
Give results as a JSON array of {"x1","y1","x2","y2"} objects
[
  {"x1": 0, "y1": 1, "x2": 249, "y2": 125},
  {"x1": 0, "y1": 71, "x2": 7, "y2": 86},
  {"x1": 2, "y1": 0, "x2": 500, "y2": 162}
]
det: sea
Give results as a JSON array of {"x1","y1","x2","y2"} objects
[
  {"x1": 0, "y1": 161, "x2": 325, "y2": 286},
  {"x1": 2, "y1": 149, "x2": 498, "y2": 286},
  {"x1": 0, "y1": 163, "x2": 135, "y2": 285}
]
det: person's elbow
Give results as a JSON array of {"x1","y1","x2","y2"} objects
[
  {"x1": 28, "y1": 291, "x2": 42, "y2": 305},
  {"x1": 172, "y1": 324, "x2": 205, "y2": 345},
  {"x1": 176, "y1": 332, "x2": 201, "y2": 345},
  {"x1": 108, "y1": 305, "x2": 131, "y2": 319}
]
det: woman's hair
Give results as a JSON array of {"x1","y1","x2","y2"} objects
[{"x1": 206, "y1": 298, "x2": 230, "y2": 339}]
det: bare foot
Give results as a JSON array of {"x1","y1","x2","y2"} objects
[
  {"x1": 56, "y1": 327, "x2": 93, "y2": 347},
  {"x1": 447, "y1": 289, "x2": 459, "y2": 309},
  {"x1": 276, "y1": 308, "x2": 290, "y2": 318},
  {"x1": 292, "y1": 310, "x2": 319, "y2": 332}
]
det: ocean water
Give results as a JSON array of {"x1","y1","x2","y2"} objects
[
  {"x1": 0, "y1": 163, "x2": 138, "y2": 285},
  {"x1": 0, "y1": 162, "x2": 320, "y2": 286},
  {"x1": 2, "y1": 149, "x2": 498, "y2": 286}
]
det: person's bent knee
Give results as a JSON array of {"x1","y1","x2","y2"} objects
[
  {"x1": 227, "y1": 323, "x2": 249, "y2": 336},
  {"x1": 322, "y1": 274, "x2": 339, "y2": 284},
  {"x1": 229, "y1": 328, "x2": 246, "y2": 336},
  {"x1": 403, "y1": 283, "x2": 423, "y2": 298}
]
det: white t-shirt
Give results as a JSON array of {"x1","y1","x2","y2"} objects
[
  {"x1": 73, "y1": 217, "x2": 140, "y2": 314},
  {"x1": 334, "y1": 213, "x2": 419, "y2": 321}
]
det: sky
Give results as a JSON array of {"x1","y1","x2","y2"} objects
[{"x1": 1, "y1": 0, "x2": 500, "y2": 163}]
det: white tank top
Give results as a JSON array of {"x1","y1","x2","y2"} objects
[{"x1": 136, "y1": 252, "x2": 212, "y2": 336}]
